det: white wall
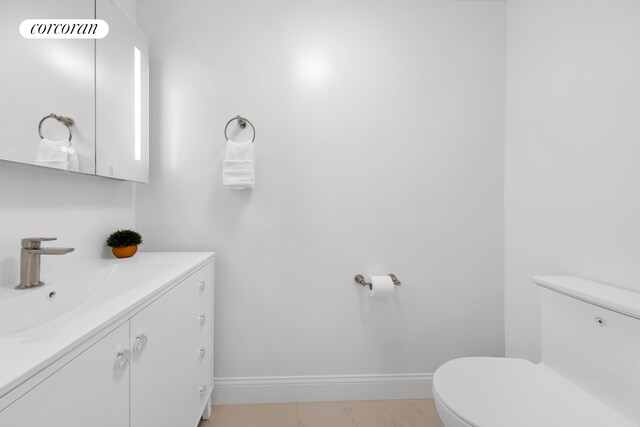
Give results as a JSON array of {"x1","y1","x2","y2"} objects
[
  {"x1": 505, "y1": 0, "x2": 640, "y2": 360},
  {"x1": 136, "y1": 0, "x2": 506, "y2": 401},
  {"x1": 0, "y1": 162, "x2": 135, "y2": 288}
]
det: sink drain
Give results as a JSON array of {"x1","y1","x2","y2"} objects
[{"x1": 47, "y1": 291, "x2": 57, "y2": 300}]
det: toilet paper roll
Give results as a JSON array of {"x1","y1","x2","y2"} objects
[{"x1": 369, "y1": 275, "x2": 395, "y2": 298}]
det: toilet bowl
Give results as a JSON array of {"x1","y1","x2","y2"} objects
[{"x1": 432, "y1": 276, "x2": 640, "y2": 427}]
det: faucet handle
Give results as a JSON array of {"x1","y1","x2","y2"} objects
[{"x1": 21, "y1": 237, "x2": 57, "y2": 249}]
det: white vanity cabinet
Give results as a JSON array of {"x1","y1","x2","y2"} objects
[
  {"x1": 0, "y1": 322, "x2": 130, "y2": 427},
  {"x1": 0, "y1": 255, "x2": 214, "y2": 427},
  {"x1": 131, "y1": 263, "x2": 213, "y2": 427}
]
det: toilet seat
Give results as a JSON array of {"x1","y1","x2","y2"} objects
[{"x1": 432, "y1": 357, "x2": 635, "y2": 427}]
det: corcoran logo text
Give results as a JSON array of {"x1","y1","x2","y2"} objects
[{"x1": 20, "y1": 19, "x2": 109, "y2": 39}]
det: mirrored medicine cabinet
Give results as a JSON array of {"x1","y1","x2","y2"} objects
[{"x1": 0, "y1": 0, "x2": 149, "y2": 183}]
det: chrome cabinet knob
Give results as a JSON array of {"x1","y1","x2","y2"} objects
[
  {"x1": 198, "y1": 347, "x2": 206, "y2": 360},
  {"x1": 134, "y1": 333, "x2": 148, "y2": 353},
  {"x1": 199, "y1": 385, "x2": 207, "y2": 396},
  {"x1": 115, "y1": 350, "x2": 131, "y2": 370},
  {"x1": 198, "y1": 314, "x2": 206, "y2": 325},
  {"x1": 197, "y1": 281, "x2": 206, "y2": 292}
]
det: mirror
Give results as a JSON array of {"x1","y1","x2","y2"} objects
[
  {"x1": 96, "y1": 0, "x2": 149, "y2": 182},
  {"x1": 0, "y1": 0, "x2": 149, "y2": 183},
  {"x1": 0, "y1": 0, "x2": 96, "y2": 174}
]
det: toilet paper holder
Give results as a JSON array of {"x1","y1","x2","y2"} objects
[{"x1": 354, "y1": 274, "x2": 401, "y2": 290}]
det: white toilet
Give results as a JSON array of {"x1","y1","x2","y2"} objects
[{"x1": 433, "y1": 276, "x2": 640, "y2": 427}]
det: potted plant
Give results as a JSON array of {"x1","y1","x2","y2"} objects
[{"x1": 106, "y1": 229, "x2": 143, "y2": 258}]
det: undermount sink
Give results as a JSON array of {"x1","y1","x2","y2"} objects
[{"x1": 0, "y1": 262, "x2": 173, "y2": 337}]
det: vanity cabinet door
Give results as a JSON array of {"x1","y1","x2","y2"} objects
[
  {"x1": 130, "y1": 263, "x2": 213, "y2": 427},
  {"x1": 0, "y1": 322, "x2": 130, "y2": 427},
  {"x1": 96, "y1": 0, "x2": 149, "y2": 182}
]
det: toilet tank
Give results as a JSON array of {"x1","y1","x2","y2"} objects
[{"x1": 535, "y1": 276, "x2": 640, "y2": 425}]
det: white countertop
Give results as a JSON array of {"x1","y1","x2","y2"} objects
[{"x1": 0, "y1": 252, "x2": 213, "y2": 402}]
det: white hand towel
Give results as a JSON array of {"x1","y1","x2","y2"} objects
[
  {"x1": 223, "y1": 140, "x2": 255, "y2": 189},
  {"x1": 34, "y1": 138, "x2": 79, "y2": 171}
]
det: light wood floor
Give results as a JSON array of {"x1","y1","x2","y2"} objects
[{"x1": 199, "y1": 399, "x2": 444, "y2": 427}]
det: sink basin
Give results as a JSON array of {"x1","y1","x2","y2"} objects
[{"x1": 0, "y1": 263, "x2": 172, "y2": 337}]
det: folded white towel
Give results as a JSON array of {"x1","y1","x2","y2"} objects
[
  {"x1": 223, "y1": 160, "x2": 255, "y2": 189},
  {"x1": 223, "y1": 140, "x2": 255, "y2": 189},
  {"x1": 34, "y1": 138, "x2": 79, "y2": 171}
]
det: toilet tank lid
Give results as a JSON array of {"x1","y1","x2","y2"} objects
[{"x1": 533, "y1": 276, "x2": 640, "y2": 319}]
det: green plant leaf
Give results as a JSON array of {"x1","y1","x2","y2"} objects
[{"x1": 106, "y1": 229, "x2": 143, "y2": 248}]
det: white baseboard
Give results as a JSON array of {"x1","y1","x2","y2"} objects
[{"x1": 212, "y1": 373, "x2": 433, "y2": 404}]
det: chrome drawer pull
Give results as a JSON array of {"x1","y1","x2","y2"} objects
[
  {"x1": 134, "y1": 333, "x2": 148, "y2": 353},
  {"x1": 199, "y1": 385, "x2": 207, "y2": 396},
  {"x1": 197, "y1": 281, "x2": 206, "y2": 292},
  {"x1": 114, "y1": 350, "x2": 131, "y2": 370},
  {"x1": 198, "y1": 347, "x2": 206, "y2": 359},
  {"x1": 198, "y1": 314, "x2": 206, "y2": 325}
]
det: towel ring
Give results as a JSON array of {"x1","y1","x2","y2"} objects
[
  {"x1": 38, "y1": 114, "x2": 75, "y2": 143},
  {"x1": 224, "y1": 115, "x2": 255, "y2": 142}
]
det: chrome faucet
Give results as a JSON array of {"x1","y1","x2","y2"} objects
[{"x1": 18, "y1": 237, "x2": 74, "y2": 290}]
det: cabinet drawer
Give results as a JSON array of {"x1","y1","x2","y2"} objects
[
  {"x1": 166, "y1": 262, "x2": 212, "y2": 318},
  {"x1": 171, "y1": 351, "x2": 212, "y2": 427},
  {"x1": 185, "y1": 323, "x2": 212, "y2": 383},
  {"x1": 184, "y1": 293, "x2": 213, "y2": 353}
]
